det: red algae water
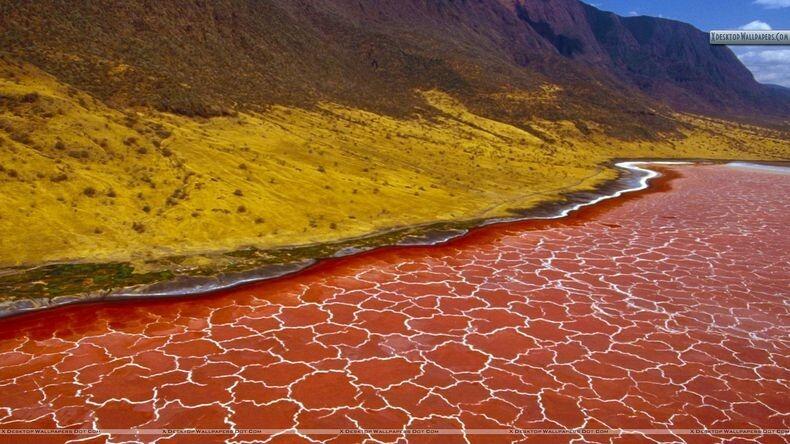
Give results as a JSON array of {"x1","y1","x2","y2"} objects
[{"x1": 0, "y1": 164, "x2": 788, "y2": 443}]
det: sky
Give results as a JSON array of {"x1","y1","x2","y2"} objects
[{"x1": 582, "y1": 0, "x2": 790, "y2": 87}]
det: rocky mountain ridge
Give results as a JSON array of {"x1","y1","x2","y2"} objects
[{"x1": 1, "y1": 0, "x2": 786, "y2": 129}]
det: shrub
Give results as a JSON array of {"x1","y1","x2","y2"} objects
[
  {"x1": 131, "y1": 222, "x2": 145, "y2": 233},
  {"x1": 9, "y1": 131, "x2": 32, "y2": 145},
  {"x1": 20, "y1": 92, "x2": 39, "y2": 103},
  {"x1": 67, "y1": 150, "x2": 89, "y2": 159},
  {"x1": 155, "y1": 129, "x2": 172, "y2": 139},
  {"x1": 83, "y1": 187, "x2": 96, "y2": 197}
]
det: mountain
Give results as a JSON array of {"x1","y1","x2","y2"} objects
[
  {"x1": 513, "y1": 0, "x2": 789, "y2": 114},
  {"x1": 1, "y1": 0, "x2": 786, "y2": 127}
]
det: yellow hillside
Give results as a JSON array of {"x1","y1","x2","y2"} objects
[{"x1": 0, "y1": 60, "x2": 786, "y2": 268}]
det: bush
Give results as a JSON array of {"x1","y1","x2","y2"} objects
[
  {"x1": 68, "y1": 150, "x2": 89, "y2": 159},
  {"x1": 155, "y1": 129, "x2": 172, "y2": 139},
  {"x1": 20, "y1": 92, "x2": 39, "y2": 103},
  {"x1": 83, "y1": 187, "x2": 96, "y2": 197},
  {"x1": 9, "y1": 131, "x2": 32, "y2": 145}
]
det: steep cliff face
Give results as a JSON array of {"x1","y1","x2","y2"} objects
[
  {"x1": 0, "y1": 0, "x2": 786, "y2": 125},
  {"x1": 508, "y1": 0, "x2": 788, "y2": 115}
]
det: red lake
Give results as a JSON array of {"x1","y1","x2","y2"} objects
[{"x1": 0, "y1": 163, "x2": 788, "y2": 443}]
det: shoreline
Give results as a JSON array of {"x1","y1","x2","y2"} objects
[
  {"x1": 2, "y1": 151, "x2": 786, "y2": 437},
  {"x1": 0, "y1": 159, "x2": 785, "y2": 320}
]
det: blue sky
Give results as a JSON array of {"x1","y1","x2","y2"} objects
[{"x1": 582, "y1": 0, "x2": 790, "y2": 87}]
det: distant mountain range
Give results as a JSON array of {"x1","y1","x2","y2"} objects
[{"x1": 1, "y1": 0, "x2": 787, "y2": 130}]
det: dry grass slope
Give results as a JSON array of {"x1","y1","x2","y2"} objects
[{"x1": 0, "y1": 60, "x2": 787, "y2": 268}]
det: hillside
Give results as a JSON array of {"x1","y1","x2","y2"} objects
[
  {"x1": 3, "y1": 0, "x2": 787, "y2": 124},
  {"x1": 0, "y1": 0, "x2": 787, "y2": 278},
  {"x1": 509, "y1": 0, "x2": 790, "y2": 116}
]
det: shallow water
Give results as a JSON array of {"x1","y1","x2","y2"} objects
[{"x1": 0, "y1": 164, "x2": 787, "y2": 443}]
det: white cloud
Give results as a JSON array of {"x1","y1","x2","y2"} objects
[
  {"x1": 740, "y1": 48, "x2": 790, "y2": 63},
  {"x1": 628, "y1": 10, "x2": 638, "y2": 16},
  {"x1": 739, "y1": 20, "x2": 772, "y2": 30},
  {"x1": 736, "y1": 48, "x2": 790, "y2": 87},
  {"x1": 753, "y1": 0, "x2": 790, "y2": 8}
]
